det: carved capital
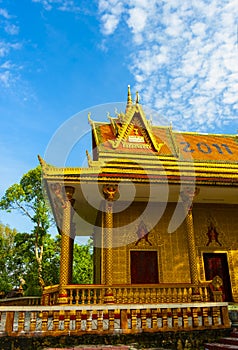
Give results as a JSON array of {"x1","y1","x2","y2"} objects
[
  {"x1": 103, "y1": 184, "x2": 118, "y2": 201},
  {"x1": 51, "y1": 183, "x2": 75, "y2": 208},
  {"x1": 181, "y1": 187, "x2": 199, "y2": 211},
  {"x1": 64, "y1": 186, "x2": 75, "y2": 201}
]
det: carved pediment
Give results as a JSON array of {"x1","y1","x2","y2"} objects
[{"x1": 109, "y1": 106, "x2": 164, "y2": 153}]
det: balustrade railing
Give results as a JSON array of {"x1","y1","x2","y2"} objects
[
  {"x1": 0, "y1": 302, "x2": 230, "y2": 336},
  {"x1": 42, "y1": 283, "x2": 211, "y2": 306},
  {"x1": 0, "y1": 296, "x2": 41, "y2": 306}
]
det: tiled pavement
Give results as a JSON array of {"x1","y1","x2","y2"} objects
[
  {"x1": 44, "y1": 347, "x2": 130, "y2": 350},
  {"x1": 44, "y1": 347, "x2": 167, "y2": 350}
]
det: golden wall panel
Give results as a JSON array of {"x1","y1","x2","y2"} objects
[
  {"x1": 94, "y1": 200, "x2": 238, "y2": 298},
  {"x1": 153, "y1": 203, "x2": 190, "y2": 283},
  {"x1": 230, "y1": 250, "x2": 238, "y2": 302},
  {"x1": 101, "y1": 202, "x2": 191, "y2": 284},
  {"x1": 193, "y1": 204, "x2": 238, "y2": 301}
]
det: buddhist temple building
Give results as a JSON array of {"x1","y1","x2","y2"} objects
[{"x1": 39, "y1": 86, "x2": 238, "y2": 315}]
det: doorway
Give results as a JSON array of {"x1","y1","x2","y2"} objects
[
  {"x1": 203, "y1": 252, "x2": 232, "y2": 301},
  {"x1": 130, "y1": 250, "x2": 158, "y2": 284}
]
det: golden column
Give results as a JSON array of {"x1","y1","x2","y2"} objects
[
  {"x1": 58, "y1": 185, "x2": 75, "y2": 304},
  {"x1": 103, "y1": 184, "x2": 118, "y2": 303},
  {"x1": 68, "y1": 223, "x2": 75, "y2": 284},
  {"x1": 181, "y1": 187, "x2": 201, "y2": 301}
]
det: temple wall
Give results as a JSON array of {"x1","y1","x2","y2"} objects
[
  {"x1": 102, "y1": 202, "x2": 191, "y2": 285},
  {"x1": 95, "y1": 201, "x2": 238, "y2": 301},
  {"x1": 193, "y1": 204, "x2": 238, "y2": 302}
]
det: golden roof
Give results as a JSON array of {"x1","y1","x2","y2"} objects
[{"x1": 40, "y1": 86, "x2": 238, "y2": 185}]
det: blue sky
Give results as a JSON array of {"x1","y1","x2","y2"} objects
[{"x1": 0, "y1": 0, "x2": 237, "y2": 235}]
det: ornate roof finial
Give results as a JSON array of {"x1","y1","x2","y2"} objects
[
  {"x1": 88, "y1": 112, "x2": 92, "y2": 124},
  {"x1": 126, "y1": 85, "x2": 133, "y2": 112},
  {"x1": 38, "y1": 155, "x2": 47, "y2": 167},
  {"x1": 136, "y1": 91, "x2": 140, "y2": 104}
]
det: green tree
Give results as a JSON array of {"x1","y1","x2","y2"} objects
[
  {"x1": 73, "y1": 239, "x2": 93, "y2": 284},
  {"x1": 0, "y1": 166, "x2": 52, "y2": 290},
  {"x1": 8, "y1": 232, "x2": 61, "y2": 296},
  {"x1": 0, "y1": 166, "x2": 94, "y2": 294},
  {"x1": 0, "y1": 223, "x2": 17, "y2": 294}
]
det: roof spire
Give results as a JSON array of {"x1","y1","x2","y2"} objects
[{"x1": 126, "y1": 84, "x2": 132, "y2": 112}]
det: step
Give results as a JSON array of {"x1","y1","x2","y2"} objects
[
  {"x1": 204, "y1": 343, "x2": 238, "y2": 350},
  {"x1": 220, "y1": 337, "x2": 238, "y2": 345},
  {"x1": 231, "y1": 330, "x2": 238, "y2": 338}
]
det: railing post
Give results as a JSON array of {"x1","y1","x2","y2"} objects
[
  {"x1": 18, "y1": 311, "x2": 25, "y2": 332},
  {"x1": 182, "y1": 308, "x2": 189, "y2": 328},
  {"x1": 192, "y1": 307, "x2": 199, "y2": 327},
  {"x1": 64, "y1": 311, "x2": 70, "y2": 331},
  {"x1": 162, "y1": 309, "x2": 168, "y2": 329},
  {"x1": 86, "y1": 311, "x2": 92, "y2": 331},
  {"x1": 30, "y1": 311, "x2": 37, "y2": 332},
  {"x1": 120, "y1": 309, "x2": 128, "y2": 331},
  {"x1": 41, "y1": 311, "x2": 48, "y2": 332},
  {"x1": 152, "y1": 309, "x2": 158, "y2": 329},
  {"x1": 172, "y1": 308, "x2": 178, "y2": 328},
  {"x1": 75, "y1": 310, "x2": 82, "y2": 331},
  {"x1": 131, "y1": 309, "x2": 137, "y2": 330},
  {"x1": 202, "y1": 307, "x2": 209, "y2": 327},
  {"x1": 5, "y1": 311, "x2": 14, "y2": 335},
  {"x1": 98, "y1": 310, "x2": 103, "y2": 331},
  {"x1": 109, "y1": 310, "x2": 115, "y2": 331},
  {"x1": 53, "y1": 311, "x2": 59, "y2": 331},
  {"x1": 212, "y1": 306, "x2": 220, "y2": 326},
  {"x1": 141, "y1": 309, "x2": 147, "y2": 330},
  {"x1": 221, "y1": 305, "x2": 231, "y2": 327}
]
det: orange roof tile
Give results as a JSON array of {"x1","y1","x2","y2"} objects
[
  {"x1": 175, "y1": 133, "x2": 238, "y2": 163},
  {"x1": 94, "y1": 123, "x2": 238, "y2": 164}
]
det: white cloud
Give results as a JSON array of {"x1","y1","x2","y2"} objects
[
  {"x1": 98, "y1": 0, "x2": 238, "y2": 132},
  {"x1": 0, "y1": 42, "x2": 9, "y2": 57},
  {"x1": 32, "y1": 0, "x2": 81, "y2": 12},
  {"x1": 0, "y1": 5, "x2": 22, "y2": 90},
  {"x1": 98, "y1": 0, "x2": 124, "y2": 35},
  {"x1": 32, "y1": 0, "x2": 53, "y2": 10},
  {"x1": 0, "y1": 8, "x2": 11, "y2": 19},
  {"x1": 127, "y1": 7, "x2": 148, "y2": 34},
  {"x1": 5, "y1": 23, "x2": 19, "y2": 35},
  {"x1": 0, "y1": 70, "x2": 11, "y2": 87},
  {"x1": 1, "y1": 60, "x2": 14, "y2": 69},
  {"x1": 101, "y1": 13, "x2": 120, "y2": 35}
]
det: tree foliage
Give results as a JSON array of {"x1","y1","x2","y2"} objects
[
  {"x1": 0, "y1": 223, "x2": 17, "y2": 293},
  {"x1": 0, "y1": 166, "x2": 94, "y2": 296},
  {"x1": 0, "y1": 224, "x2": 93, "y2": 295},
  {"x1": 0, "y1": 166, "x2": 52, "y2": 289},
  {"x1": 9, "y1": 232, "x2": 61, "y2": 296},
  {"x1": 73, "y1": 239, "x2": 93, "y2": 284}
]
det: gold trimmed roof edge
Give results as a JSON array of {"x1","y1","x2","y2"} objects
[{"x1": 173, "y1": 130, "x2": 237, "y2": 138}]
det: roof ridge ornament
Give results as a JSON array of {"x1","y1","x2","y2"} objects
[
  {"x1": 126, "y1": 84, "x2": 133, "y2": 113},
  {"x1": 88, "y1": 112, "x2": 92, "y2": 125},
  {"x1": 135, "y1": 91, "x2": 140, "y2": 104},
  {"x1": 107, "y1": 87, "x2": 164, "y2": 152}
]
